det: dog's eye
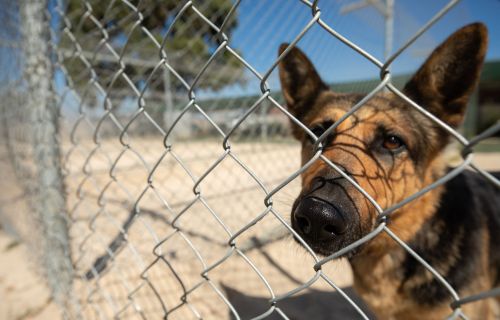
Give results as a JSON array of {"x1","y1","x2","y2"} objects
[
  {"x1": 311, "y1": 125, "x2": 326, "y2": 138},
  {"x1": 382, "y1": 135, "x2": 405, "y2": 152},
  {"x1": 308, "y1": 121, "x2": 334, "y2": 145}
]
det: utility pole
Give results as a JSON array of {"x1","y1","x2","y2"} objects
[
  {"x1": 163, "y1": 66, "x2": 174, "y2": 137},
  {"x1": 340, "y1": 0, "x2": 395, "y2": 63}
]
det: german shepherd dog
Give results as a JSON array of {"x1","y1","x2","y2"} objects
[{"x1": 278, "y1": 23, "x2": 500, "y2": 319}]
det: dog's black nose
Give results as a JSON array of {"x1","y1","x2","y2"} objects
[{"x1": 293, "y1": 197, "x2": 347, "y2": 241}]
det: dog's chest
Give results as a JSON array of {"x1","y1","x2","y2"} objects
[
  {"x1": 351, "y1": 253, "x2": 408, "y2": 318},
  {"x1": 350, "y1": 252, "x2": 452, "y2": 319},
  {"x1": 350, "y1": 246, "x2": 497, "y2": 319}
]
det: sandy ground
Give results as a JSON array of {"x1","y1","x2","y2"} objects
[
  {"x1": 0, "y1": 146, "x2": 498, "y2": 320},
  {"x1": 0, "y1": 231, "x2": 60, "y2": 320}
]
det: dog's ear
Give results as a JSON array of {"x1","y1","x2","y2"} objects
[
  {"x1": 403, "y1": 23, "x2": 488, "y2": 128},
  {"x1": 278, "y1": 43, "x2": 328, "y2": 120}
]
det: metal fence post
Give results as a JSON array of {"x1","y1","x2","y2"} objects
[{"x1": 20, "y1": 0, "x2": 74, "y2": 314}]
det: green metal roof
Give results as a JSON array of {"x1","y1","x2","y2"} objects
[
  {"x1": 328, "y1": 60, "x2": 500, "y2": 93},
  {"x1": 479, "y1": 60, "x2": 500, "y2": 84},
  {"x1": 196, "y1": 60, "x2": 500, "y2": 109}
]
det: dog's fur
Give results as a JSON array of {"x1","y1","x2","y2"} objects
[{"x1": 278, "y1": 23, "x2": 500, "y2": 319}]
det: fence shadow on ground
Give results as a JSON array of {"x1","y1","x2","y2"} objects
[{"x1": 223, "y1": 284, "x2": 376, "y2": 320}]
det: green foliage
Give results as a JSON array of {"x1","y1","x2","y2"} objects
[{"x1": 61, "y1": 0, "x2": 244, "y2": 104}]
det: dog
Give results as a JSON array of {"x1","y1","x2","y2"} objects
[{"x1": 278, "y1": 23, "x2": 500, "y2": 319}]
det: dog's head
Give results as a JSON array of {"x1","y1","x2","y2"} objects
[{"x1": 279, "y1": 23, "x2": 488, "y2": 257}]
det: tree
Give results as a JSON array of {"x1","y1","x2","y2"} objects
[{"x1": 60, "y1": 0, "x2": 244, "y2": 114}]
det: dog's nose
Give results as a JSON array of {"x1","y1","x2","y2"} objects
[{"x1": 293, "y1": 197, "x2": 347, "y2": 241}]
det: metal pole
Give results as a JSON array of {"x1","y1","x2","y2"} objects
[
  {"x1": 384, "y1": 0, "x2": 394, "y2": 62},
  {"x1": 260, "y1": 103, "x2": 268, "y2": 141},
  {"x1": 20, "y1": 0, "x2": 74, "y2": 313},
  {"x1": 340, "y1": 0, "x2": 395, "y2": 62},
  {"x1": 163, "y1": 67, "x2": 174, "y2": 135}
]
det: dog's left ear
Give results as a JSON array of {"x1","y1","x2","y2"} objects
[
  {"x1": 403, "y1": 23, "x2": 488, "y2": 128},
  {"x1": 278, "y1": 43, "x2": 328, "y2": 121}
]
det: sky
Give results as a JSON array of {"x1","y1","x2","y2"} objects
[
  {"x1": 198, "y1": 0, "x2": 500, "y2": 98},
  {"x1": 1, "y1": 0, "x2": 500, "y2": 101},
  {"x1": 0, "y1": 1, "x2": 22, "y2": 90}
]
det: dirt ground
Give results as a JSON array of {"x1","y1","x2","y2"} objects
[
  {"x1": 0, "y1": 149, "x2": 498, "y2": 320},
  {"x1": 0, "y1": 230, "x2": 60, "y2": 320}
]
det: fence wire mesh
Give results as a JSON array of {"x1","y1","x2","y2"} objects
[{"x1": 0, "y1": 0, "x2": 499, "y2": 319}]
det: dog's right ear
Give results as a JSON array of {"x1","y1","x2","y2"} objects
[
  {"x1": 403, "y1": 23, "x2": 488, "y2": 128},
  {"x1": 278, "y1": 44, "x2": 328, "y2": 121}
]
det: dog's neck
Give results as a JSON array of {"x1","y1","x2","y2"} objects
[
  {"x1": 356, "y1": 154, "x2": 447, "y2": 256},
  {"x1": 348, "y1": 186, "x2": 449, "y2": 318},
  {"x1": 348, "y1": 158, "x2": 449, "y2": 318},
  {"x1": 348, "y1": 180, "x2": 445, "y2": 275}
]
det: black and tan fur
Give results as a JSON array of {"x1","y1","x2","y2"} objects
[{"x1": 278, "y1": 23, "x2": 500, "y2": 319}]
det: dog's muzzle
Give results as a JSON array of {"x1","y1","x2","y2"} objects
[
  {"x1": 294, "y1": 196, "x2": 347, "y2": 241},
  {"x1": 291, "y1": 174, "x2": 361, "y2": 255}
]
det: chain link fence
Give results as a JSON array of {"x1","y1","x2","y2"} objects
[{"x1": 0, "y1": 0, "x2": 499, "y2": 319}]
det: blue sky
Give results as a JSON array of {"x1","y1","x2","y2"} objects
[
  {"x1": 2, "y1": 0, "x2": 499, "y2": 102},
  {"x1": 199, "y1": 0, "x2": 500, "y2": 98}
]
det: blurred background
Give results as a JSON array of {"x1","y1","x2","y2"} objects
[
  {"x1": 3, "y1": 0, "x2": 499, "y2": 143},
  {"x1": 0, "y1": 0, "x2": 499, "y2": 319}
]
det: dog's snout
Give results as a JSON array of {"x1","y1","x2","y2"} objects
[
  {"x1": 293, "y1": 197, "x2": 347, "y2": 242},
  {"x1": 309, "y1": 176, "x2": 327, "y2": 192}
]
